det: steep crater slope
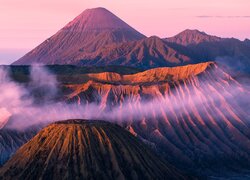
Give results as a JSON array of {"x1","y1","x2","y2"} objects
[{"x1": 13, "y1": 8, "x2": 145, "y2": 65}]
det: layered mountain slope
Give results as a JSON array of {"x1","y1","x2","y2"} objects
[
  {"x1": 0, "y1": 120, "x2": 189, "y2": 180},
  {"x1": 165, "y1": 30, "x2": 250, "y2": 73},
  {"x1": 78, "y1": 36, "x2": 194, "y2": 68},
  {"x1": 62, "y1": 62, "x2": 250, "y2": 177},
  {"x1": 64, "y1": 62, "x2": 213, "y2": 107},
  {"x1": 13, "y1": 7, "x2": 145, "y2": 65}
]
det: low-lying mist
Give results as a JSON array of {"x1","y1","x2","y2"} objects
[{"x1": 0, "y1": 64, "x2": 249, "y2": 130}]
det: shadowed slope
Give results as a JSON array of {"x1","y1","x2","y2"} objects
[
  {"x1": 0, "y1": 120, "x2": 190, "y2": 180},
  {"x1": 0, "y1": 129, "x2": 37, "y2": 166},
  {"x1": 78, "y1": 36, "x2": 193, "y2": 68},
  {"x1": 1, "y1": 62, "x2": 250, "y2": 178}
]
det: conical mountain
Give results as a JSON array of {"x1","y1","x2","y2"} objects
[
  {"x1": 13, "y1": 8, "x2": 145, "y2": 65},
  {"x1": 0, "y1": 120, "x2": 190, "y2": 180}
]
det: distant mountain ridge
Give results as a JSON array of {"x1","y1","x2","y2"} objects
[
  {"x1": 165, "y1": 29, "x2": 221, "y2": 46},
  {"x1": 1, "y1": 62, "x2": 250, "y2": 177},
  {"x1": 13, "y1": 8, "x2": 250, "y2": 72}
]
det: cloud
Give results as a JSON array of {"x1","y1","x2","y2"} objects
[
  {"x1": 197, "y1": 15, "x2": 250, "y2": 18},
  {"x1": 1, "y1": 64, "x2": 249, "y2": 131}
]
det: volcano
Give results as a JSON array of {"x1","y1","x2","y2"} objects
[
  {"x1": 13, "y1": 7, "x2": 145, "y2": 65},
  {"x1": 0, "y1": 120, "x2": 189, "y2": 180}
]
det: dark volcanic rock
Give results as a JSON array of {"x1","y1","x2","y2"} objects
[{"x1": 0, "y1": 129, "x2": 37, "y2": 166}]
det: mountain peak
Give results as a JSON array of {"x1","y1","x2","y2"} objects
[
  {"x1": 63, "y1": 7, "x2": 140, "y2": 32},
  {"x1": 166, "y1": 29, "x2": 221, "y2": 46},
  {"x1": 180, "y1": 29, "x2": 207, "y2": 35},
  {"x1": 85, "y1": 7, "x2": 107, "y2": 11}
]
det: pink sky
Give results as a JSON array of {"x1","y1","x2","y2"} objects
[{"x1": 0, "y1": 0, "x2": 250, "y2": 64}]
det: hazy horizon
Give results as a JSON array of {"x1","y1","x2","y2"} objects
[{"x1": 1, "y1": 0, "x2": 250, "y2": 65}]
